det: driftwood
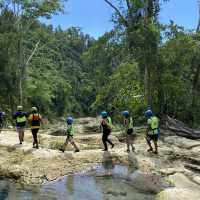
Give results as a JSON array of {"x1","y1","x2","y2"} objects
[{"x1": 162, "y1": 116, "x2": 200, "y2": 139}]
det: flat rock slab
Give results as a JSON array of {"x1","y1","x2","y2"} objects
[
  {"x1": 164, "y1": 136, "x2": 200, "y2": 149},
  {"x1": 156, "y1": 188, "x2": 200, "y2": 200},
  {"x1": 0, "y1": 126, "x2": 200, "y2": 200}
]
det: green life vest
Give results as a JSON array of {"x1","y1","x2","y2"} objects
[
  {"x1": 16, "y1": 115, "x2": 26, "y2": 123},
  {"x1": 67, "y1": 124, "x2": 74, "y2": 136},
  {"x1": 147, "y1": 116, "x2": 159, "y2": 135},
  {"x1": 128, "y1": 117, "x2": 133, "y2": 129},
  {"x1": 107, "y1": 117, "x2": 113, "y2": 130}
]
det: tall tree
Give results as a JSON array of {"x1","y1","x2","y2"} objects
[
  {"x1": 104, "y1": 0, "x2": 162, "y2": 105},
  {"x1": 0, "y1": 0, "x2": 65, "y2": 107}
]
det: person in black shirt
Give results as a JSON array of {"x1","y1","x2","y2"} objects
[{"x1": 100, "y1": 111, "x2": 114, "y2": 151}]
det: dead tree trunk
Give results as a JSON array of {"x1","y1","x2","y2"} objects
[{"x1": 162, "y1": 116, "x2": 200, "y2": 139}]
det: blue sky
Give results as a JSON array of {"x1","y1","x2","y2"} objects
[{"x1": 41, "y1": 0, "x2": 198, "y2": 38}]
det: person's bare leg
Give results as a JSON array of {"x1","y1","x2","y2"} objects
[
  {"x1": 146, "y1": 136, "x2": 153, "y2": 152},
  {"x1": 63, "y1": 140, "x2": 68, "y2": 151},
  {"x1": 22, "y1": 130, "x2": 24, "y2": 142},
  {"x1": 131, "y1": 143, "x2": 135, "y2": 151},
  {"x1": 18, "y1": 130, "x2": 22, "y2": 144},
  {"x1": 153, "y1": 140, "x2": 158, "y2": 154},
  {"x1": 126, "y1": 135, "x2": 130, "y2": 152},
  {"x1": 71, "y1": 141, "x2": 79, "y2": 152}
]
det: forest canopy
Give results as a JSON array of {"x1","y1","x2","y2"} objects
[{"x1": 0, "y1": 0, "x2": 200, "y2": 127}]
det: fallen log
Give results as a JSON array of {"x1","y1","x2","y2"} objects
[{"x1": 162, "y1": 116, "x2": 200, "y2": 140}]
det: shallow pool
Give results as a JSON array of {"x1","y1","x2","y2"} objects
[{"x1": 0, "y1": 165, "x2": 162, "y2": 200}]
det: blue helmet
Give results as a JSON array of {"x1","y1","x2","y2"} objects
[
  {"x1": 66, "y1": 117, "x2": 74, "y2": 125},
  {"x1": 144, "y1": 110, "x2": 153, "y2": 118},
  {"x1": 122, "y1": 111, "x2": 129, "y2": 118},
  {"x1": 101, "y1": 111, "x2": 108, "y2": 118}
]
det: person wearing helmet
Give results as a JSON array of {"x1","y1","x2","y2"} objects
[
  {"x1": 28, "y1": 107, "x2": 42, "y2": 149},
  {"x1": 59, "y1": 117, "x2": 80, "y2": 153},
  {"x1": 144, "y1": 109, "x2": 159, "y2": 154},
  {"x1": 13, "y1": 106, "x2": 28, "y2": 144},
  {"x1": 100, "y1": 111, "x2": 114, "y2": 151},
  {"x1": 0, "y1": 111, "x2": 5, "y2": 133},
  {"x1": 122, "y1": 111, "x2": 136, "y2": 152}
]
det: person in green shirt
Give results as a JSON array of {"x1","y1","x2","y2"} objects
[
  {"x1": 144, "y1": 109, "x2": 159, "y2": 154},
  {"x1": 59, "y1": 117, "x2": 80, "y2": 153},
  {"x1": 122, "y1": 111, "x2": 136, "y2": 152}
]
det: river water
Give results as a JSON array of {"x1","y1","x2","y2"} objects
[{"x1": 0, "y1": 165, "x2": 161, "y2": 200}]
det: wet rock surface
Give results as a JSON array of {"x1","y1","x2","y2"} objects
[{"x1": 0, "y1": 118, "x2": 199, "y2": 199}]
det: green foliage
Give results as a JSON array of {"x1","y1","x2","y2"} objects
[
  {"x1": 0, "y1": 0, "x2": 200, "y2": 129},
  {"x1": 92, "y1": 61, "x2": 145, "y2": 123}
]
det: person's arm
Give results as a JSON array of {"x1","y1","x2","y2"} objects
[
  {"x1": 39, "y1": 114, "x2": 44, "y2": 128},
  {"x1": 24, "y1": 112, "x2": 28, "y2": 127},
  {"x1": 146, "y1": 119, "x2": 151, "y2": 135},
  {"x1": 28, "y1": 114, "x2": 32, "y2": 126},
  {"x1": 62, "y1": 124, "x2": 67, "y2": 135},
  {"x1": 100, "y1": 119, "x2": 104, "y2": 133}
]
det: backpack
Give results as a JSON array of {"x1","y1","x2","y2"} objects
[{"x1": 31, "y1": 114, "x2": 41, "y2": 126}]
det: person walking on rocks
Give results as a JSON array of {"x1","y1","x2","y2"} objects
[
  {"x1": 28, "y1": 107, "x2": 42, "y2": 149},
  {"x1": 0, "y1": 111, "x2": 5, "y2": 133},
  {"x1": 122, "y1": 111, "x2": 136, "y2": 152},
  {"x1": 13, "y1": 106, "x2": 28, "y2": 144},
  {"x1": 59, "y1": 117, "x2": 80, "y2": 153},
  {"x1": 100, "y1": 111, "x2": 114, "y2": 151},
  {"x1": 144, "y1": 109, "x2": 159, "y2": 154}
]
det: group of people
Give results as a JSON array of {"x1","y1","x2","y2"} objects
[
  {"x1": 13, "y1": 106, "x2": 42, "y2": 148},
  {"x1": 99, "y1": 109, "x2": 159, "y2": 154},
  {"x1": 0, "y1": 106, "x2": 160, "y2": 154},
  {"x1": 60, "y1": 109, "x2": 159, "y2": 154},
  {"x1": 0, "y1": 106, "x2": 43, "y2": 148}
]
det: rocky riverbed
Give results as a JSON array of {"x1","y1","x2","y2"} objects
[{"x1": 0, "y1": 117, "x2": 199, "y2": 199}]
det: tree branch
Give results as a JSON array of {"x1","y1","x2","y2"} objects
[
  {"x1": 24, "y1": 40, "x2": 40, "y2": 68},
  {"x1": 125, "y1": 0, "x2": 131, "y2": 10},
  {"x1": 104, "y1": 0, "x2": 129, "y2": 27},
  {"x1": 197, "y1": 1, "x2": 200, "y2": 32}
]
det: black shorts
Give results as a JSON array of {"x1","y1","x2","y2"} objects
[
  {"x1": 146, "y1": 134, "x2": 158, "y2": 142},
  {"x1": 103, "y1": 129, "x2": 111, "y2": 135}
]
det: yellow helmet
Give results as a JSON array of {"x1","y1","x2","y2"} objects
[
  {"x1": 17, "y1": 105, "x2": 23, "y2": 111},
  {"x1": 31, "y1": 107, "x2": 37, "y2": 112}
]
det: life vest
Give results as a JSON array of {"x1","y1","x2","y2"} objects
[
  {"x1": 124, "y1": 117, "x2": 133, "y2": 129},
  {"x1": 148, "y1": 116, "x2": 159, "y2": 135},
  {"x1": 67, "y1": 124, "x2": 74, "y2": 136},
  {"x1": 30, "y1": 113, "x2": 41, "y2": 128},
  {"x1": 16, "y1": 115, "x2": 26, "y2": 123},
  {"x1": 101, "y1": 117, "x2": 112, "y2": 133}
]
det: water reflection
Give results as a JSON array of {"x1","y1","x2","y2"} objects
[
  {"x1": 0, "y1": 181, "x2": 9, "y2": 200},
  {"x1": 0, "y1": 164, "x2": 157, "y2": 200}
]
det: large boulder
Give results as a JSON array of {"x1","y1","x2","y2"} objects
[{"x1": 156, "y1": 188, "x2": 200, "y2": 200}]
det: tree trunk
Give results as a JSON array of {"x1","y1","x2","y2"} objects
[
  {"x1": 197, "y1": 0, "x2": 200, "y2": 32},
  {"x1": 162, "y1": 116, "x2": 200, "y2": 139},
  {"x1": 19, "y1": 77, "x2": 23, "y2": 105},
  {"x1": 18, "y1": 37, "x2": 24, "y2": 105},
  {"x1": 144, "y1": 62, "x2": 149, "y2": 104}
]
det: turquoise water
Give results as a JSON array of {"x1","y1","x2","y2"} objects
[{"x1": 0, "y1": 165, "x2": 160, "y2": 200}]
